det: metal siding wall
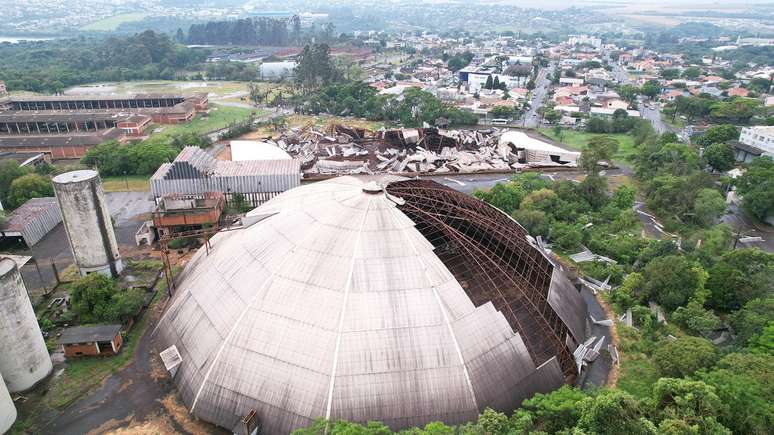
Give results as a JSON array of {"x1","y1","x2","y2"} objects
[
  {"x1": 20, "y1": 203, "x2": 62, "y2": 247},
  {"x1": 151, "y1": 173, "x2": 299, "y2": 200}
]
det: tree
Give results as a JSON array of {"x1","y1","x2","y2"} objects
[
  {"x1": 694, "y1": 124, "x2": 738, "y2": 148},
  {"x1": 69, "y1": 274, "x2": 144, "y2": 323},
  {"x1": 735, "y1": 156, "x2": 774, "y2": 221},
  {"x1": 697, "y1": 353, "x2": 774, "y2": 434},
  {"x1": 477, "y1": 408, "x2": 508, "y2": 434},
  {"x1": 519, "y1": 386, "x2": 587, "y2": 433},
  {"x1": 706, "y1": 248, "x2": 774, "y2": 312},
  {"x1": 651, "y1": 378, "x2": 730, "y2": 434},
  {"x1": 550, "y1": 222, "x2": 584, "y2": 251},
  {"x1": 682, "y1": 66, "x2": 702, "y2": 80},
  {"x1": 653, "y1": 336, "x2": 717, "y2": 378},
  {"x1": 295, "y1": 43, "x2": 338, "y2": 91},
  {"x1": 8, "y1": 173, "x2": 53, "y2": 208},
  {"x1": 580, "y1": 136, "x2": 619, "y2": 174},
  {"x1": 512, "y1": 209, "x2": 549, "y2": 237},
  {"x1": 748, "y1": 324, "x2": 774, "y2": 355},
  {"x1": 641, "y1": 255, "x2": 706, "y2": 311},
  {"x1": 672, "y1": 299, "x2": 721, "y2": 335},
  {"x1": 692, "y1": 188, "x2": 726, "y2": 227},
  {"x1": 710, "y1": 98, "x2": 761, "y2": 124},
  {"x1": 641, "y1": 80, "x2": 661, "y2": 99},
  {"x1": 484, "y1": 75, "x2": 493, "y2": 90},
  {"x1": 489, "y1": 105, "x2": 514, "y2": 119},
  {"x1": 576, "y1": 389, "x2": 656, "y2": 435},
  {"x1": 730, "y1": 297, "x2": 774, "y2": 346},
  {"x1": 661, "y1": 68, "x2": 680, "y2": 80},
  {"x1": 0, "y1": 160, "x2": 29, "y2": 207},
  {"x1": 703, "y1": 142, "x2": 735, "y2": 171}
]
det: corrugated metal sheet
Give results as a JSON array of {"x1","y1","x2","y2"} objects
[
  {"x1": 150, "y1": 147, "x2": 301, "y2": 202},
  {"x1": 0, "y1": 197, "x2": 62, "y2": 246},
  {"x1": 157, "y1": 177, "x2": 575, "y2": 434}
]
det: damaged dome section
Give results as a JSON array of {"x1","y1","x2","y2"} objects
[{"x1": 156, "y1": 176, "x2": 588, "y2": 434}]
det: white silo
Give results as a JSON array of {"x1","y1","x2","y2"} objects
[
  {"x1": 52, "y1": 170, "x2": 123, "y2": 277},
  {"x1": 0, "y1": 258, "x2": 52, "y2": 392},
  {"x1": 0, "y1": 371, "x2": 16, "y2": 434}
]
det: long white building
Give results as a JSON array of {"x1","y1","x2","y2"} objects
[{"x1": 739, "y1": 126, "x2": 774, "y2": 158}]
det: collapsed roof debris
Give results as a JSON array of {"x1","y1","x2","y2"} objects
[{"x1": 258, "y1": 122, "x2": 579, "y2": 176}]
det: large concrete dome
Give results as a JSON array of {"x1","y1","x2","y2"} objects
[{"x1": 157, "y1": 176, "x2": 588, "y2": 434}]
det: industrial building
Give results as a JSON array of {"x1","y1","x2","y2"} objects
[
  {"x1": 499, "y1": 131, "x2": 580, "y2": 165},
  {"x1": 0, "y1": 197, "x2": 62, "y2": 247},
  {"x1": 157, "y1": 176, "x2": 588, "y2": 434},
  {"x1": 0, "y1": 93, "x2": 208, "y2": 158},
  {"x1": 150, "y1": 146, "x2": 301, "y2": 206},
  {"x1": 53, "y1": 170, "x2": 123, "y2": 277}
]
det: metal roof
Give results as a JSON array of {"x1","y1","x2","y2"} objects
[
  {"x1": 0, "y1": 197, "x2": 59, "y2": 232},
  {"x1": 157, "y1": 176, "x2": 587, "y2": 434},
  {"x1": 58, "y1": 324, "x2": 122, "y2": 344}
]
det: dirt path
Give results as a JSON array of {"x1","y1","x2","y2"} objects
[{"x1": 39, "y1": 295, "x2": 225, "y2": 435}]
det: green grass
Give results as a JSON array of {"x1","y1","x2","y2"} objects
[
  {"x1": 152, "y1": 104, "x2": 259, "y2": 138},
  {"x1": 101, "y1": 175, "x2": 150, "y2": 192},
  {"x1": 538, "y1": 128, "x2": 637, "y2": 165},
  {"x1": 618, "y1": 354, "x2": 660, "y2": 398},
  {"x1": 80, "y1": 13, "x2": 148, "y2": 31}
]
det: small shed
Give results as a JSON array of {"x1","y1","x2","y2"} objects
[
  {"x1": 0, "y1": 197, "x2": 62, "y2": 246},
  {"x1": 58, "y1": 324, "x2": 123, "y2": 358}
]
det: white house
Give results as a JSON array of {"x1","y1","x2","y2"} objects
[{"x1": 739, "y1": 126, "x2": 774, "y2": 158}]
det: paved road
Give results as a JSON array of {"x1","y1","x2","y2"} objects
[
  {"x1": 723, "y1": 201, "x2": 774, "y2": 253},
  {"x1": 521, "y1": 64, "x2": 553, "y2": 128},
  {"x1": 639, "y1": 101, "x2": 678, "y2": 135},
  {"x1": 612, "y1": 63, "x2": 630, "y2": 85}
]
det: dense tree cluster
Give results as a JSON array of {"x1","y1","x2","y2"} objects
[
  {"x1": 0, "y1": 161, "x2": 55, "y2": 209},
  {"x1": 187, "y1": 17, "x2": 293, "y2": 46},
  {"x1": 585, "y1": 109, "x2": 649, "y2": 134},
  {"x1": 69, "y1": 274, "x2": 144, "y2": 323},
  {"x1": 446, "y1": 51, "x2": 474, "y2": 72},
  {"x1": 0, "y1": 31, "x2": 207, "y2": 93},
  {"x1": 299, "y1": 83, "x2": 477, "y2": 127},
  {"x1": 81, "y1": 132, "x2": 209, "y2": 177},
  {"x1": 735, "y1": 156, "x2": 774, "y2": 221}
]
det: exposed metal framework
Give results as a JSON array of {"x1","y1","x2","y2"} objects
[{"x1": 386, "y1": 180, "x2": 577, "y2": 378}]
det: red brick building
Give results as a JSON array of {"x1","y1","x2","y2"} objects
[{"x1": 58, "y1": 324, "x2": 123, "y2": 358}]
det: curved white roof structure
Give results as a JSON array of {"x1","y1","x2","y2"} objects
[
  {"x1": 157, "y1": 176, "x2": 587, "y2": 434},
  {"x1": 230, "y1": 140, "x2": 292, "y2": 161}
]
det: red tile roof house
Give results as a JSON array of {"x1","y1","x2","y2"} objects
[{"x1": 727, "y1": 87, "x2": 750, "y2": 97}]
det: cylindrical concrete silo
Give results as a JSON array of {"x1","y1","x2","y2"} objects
[
  {"x1": 0, "y1": 371, "x2": 17, "y2": 434},
  {"x1": 52, "y1": 170, "x2": 123, "y2": 277},
  {"x1": 0, "y1": 258, "x2": 52, "y2": 392}
]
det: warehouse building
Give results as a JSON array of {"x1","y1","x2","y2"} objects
[
  {"x1": 0, "y1": 197, "x2": 62, "y2": 247},
  {"x1": 150, "y1": 146, "x2": 301, "y2": 206},
  {"x1": 0, "y1": 93, "x2": 208, "y2": 158},
  {"x1": 157, "y1": 176, "x2": 588, "y2": 434}
]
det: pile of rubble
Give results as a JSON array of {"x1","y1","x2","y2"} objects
[{"x1": 259, "y1": 122, "x2": 578, "y2": 176}]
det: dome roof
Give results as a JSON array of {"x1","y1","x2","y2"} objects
[{"x1": 157, "y1": 176, "x2": 587, "y2": 434}]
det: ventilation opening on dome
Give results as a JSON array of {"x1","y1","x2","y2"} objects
[{"x1": 386, "y1": 179, "x2": 578, "y2": 379}]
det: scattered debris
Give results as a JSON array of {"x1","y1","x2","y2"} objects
[
  {"x1": 590, "y1": 314, "x2": 614, "y2": 327},
  {"x1": 263, "y1": 123, "x2": 578, "y2": 176},
  {"x1": 570, "y1": 246, "x2": 617, "y2": 264}
]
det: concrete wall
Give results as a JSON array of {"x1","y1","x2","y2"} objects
[
  {"x1": 0, "y1": 258, "x2": 52, "y2": 392},
  {"x1": 52, "y1": 170, "x2": 123, "y2": 277},
  {"x1": 0, "y1": 371, "x2": 16, "y2": 434}
]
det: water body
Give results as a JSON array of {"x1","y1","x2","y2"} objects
[{"x1": 0, "y1": 36, "x2": 56, "y2": 43}]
